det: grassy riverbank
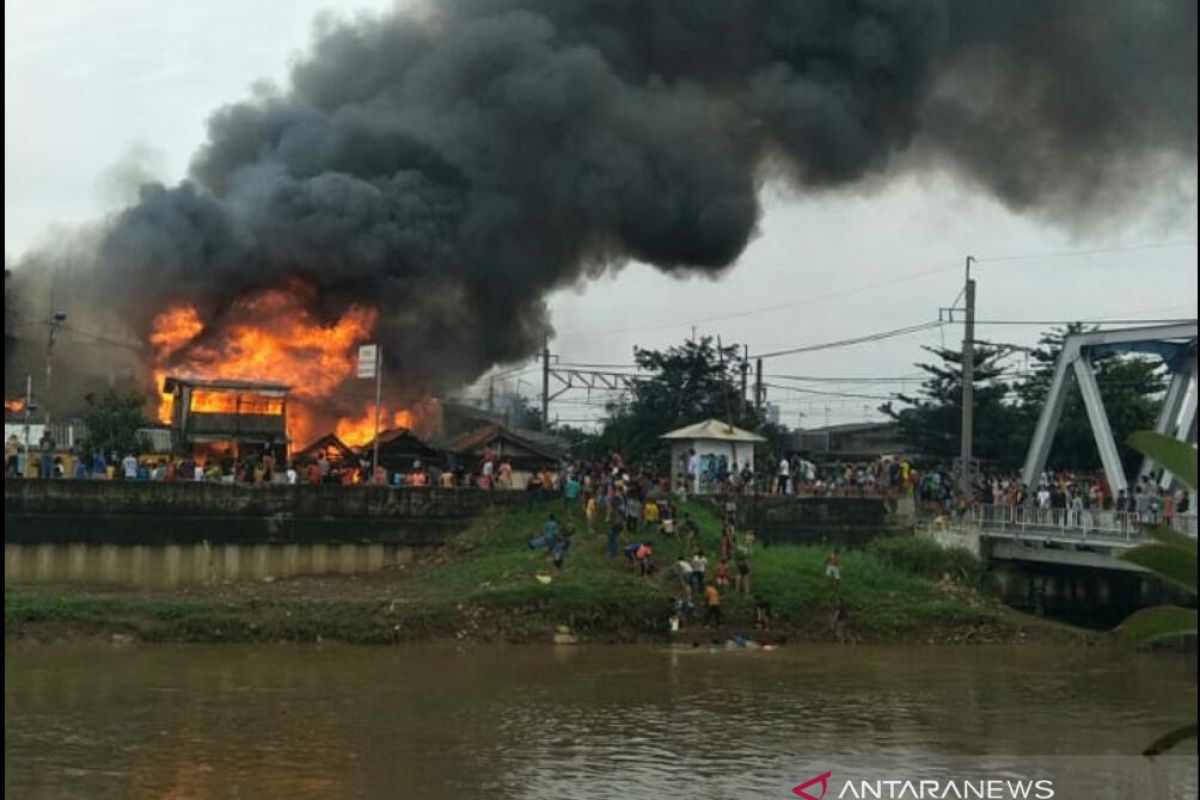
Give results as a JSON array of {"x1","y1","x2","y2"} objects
[{"x1": 5, "y1": 500, "x2": 1098, "y2": 646}]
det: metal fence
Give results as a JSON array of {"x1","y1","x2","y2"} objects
[{"x1": 967, "y1": 503, "x2": 1198, "y2": 541}]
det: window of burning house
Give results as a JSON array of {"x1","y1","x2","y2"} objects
[{"x1": 189, "y1": 390, "x2": 284, "y2": 416}]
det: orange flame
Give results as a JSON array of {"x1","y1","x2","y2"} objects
[
  {"x1": 4, "y1": 397, "x2": 26, "y2": 414},
  {"x1": 149, "y1": 285, "x2": 431, "y2": 450},
  {"x1": 189, "y1": 389, "x2": 284, "y2": 416},
  {"x1": 335, "y1": 408, "x2": 414, "y2": 448},
  {"x1": 150, "y1": 307, "x2": 203, "y2": 358}
]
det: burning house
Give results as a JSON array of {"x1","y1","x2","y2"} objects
[
  {"x1": 293, "y1": 433, "x2": 356, "y2": 467},
  {"x1": 162, "y1": 376, "x2": 290, "y2": 461}
]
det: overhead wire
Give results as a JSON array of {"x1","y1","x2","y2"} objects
[
  {"x1": 762, "y1": 382, "x2": 892, "y2": 401},
  {"x1": 752, "y1": 320, "x2": 944, "y2": 360},
  {"x1": 554, "y1": 264, "x2": 960, "y2": 339},
  {"x1": 973, "y1": 240, "x2": 1197, "y2": 262},
  {"x1": 972, "y1": 317, "x2": 1197, "y2": 327}
]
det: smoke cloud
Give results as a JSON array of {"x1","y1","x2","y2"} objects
[{"x1": 16, "y1": 0, "x2": 1200, "y2": 405}]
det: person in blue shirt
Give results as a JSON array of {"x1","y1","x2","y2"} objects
[
  {"x1": 552, "y1": 521, "x2": 573, "y2": 569},
  {"x1": 606, "y1": 520, "x2": 621, "y2": 558},
  {"x1": 527, "y1": 514, "x2": 559, "y2": 551},
  {"x1": 563, "y1": 474, "x2": 581, "y2": 509}
]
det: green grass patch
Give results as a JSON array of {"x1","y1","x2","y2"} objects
[{"x1": 6, "y1": 500, "x2": 1041, "y2": 645}]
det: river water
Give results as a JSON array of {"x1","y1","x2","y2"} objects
[{"x1": 5, "y1": 642, "x2": 1197, "y2": 799}]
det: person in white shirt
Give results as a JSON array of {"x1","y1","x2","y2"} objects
[
  {"x1": 690, "y1": 552, "x2": 708, "y2": 592},
  {"x1": 122, "y1": 454, "x2": 138, "y2": 480},
  {"x1": 777, "y1": 457, "x2": 790, "y2": 495},
  {"x1": 685, "y1": 449, "x2": 699, "y2": 492},
  {"x1": 286, "y1": 465, "x2": 298, "y2": 484},
  {"x1": 676, "y1": 557, "x2": 694, "y2": 598}
]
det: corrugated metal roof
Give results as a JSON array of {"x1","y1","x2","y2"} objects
[
  {"x1": 659, "y1": 419, "x2": 766, "y2": 442},
  {"x1": 445, "y1": 423, "x2": 564, "y2": 459}
]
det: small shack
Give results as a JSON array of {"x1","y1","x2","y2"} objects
[
  {"x1": 365, "y1": 427, "x2": 443, "y2": 473},
  {"x1": 660, "y1": 418, "x2": 765, "y2": 494},
  {"x1": 443, "y1": 423, "x2": 564, "y2": 487},
  {"x1": 162, "y1": 376, "x2": 290, "y2": 462},
  {"x1": 293, "y1": 433, "x2": 355, "y2": 466}
]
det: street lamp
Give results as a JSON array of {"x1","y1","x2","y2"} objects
[
  {"x1": 45, "y1": 310, "x2": 67, "y2": 425},
  {"x1": 22, "y1": 376, "x2": 37, "y2": 478}
]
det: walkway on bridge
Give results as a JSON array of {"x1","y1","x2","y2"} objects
[{"x1": 925, "y1": 504, "x2": 1197, "y2": 572}]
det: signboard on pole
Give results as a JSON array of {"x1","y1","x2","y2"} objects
[
  {"x1": 357, "y1": 345, "x2": 378, "y2": 379},
  {"x1": 356, "y1": 343, "x2": 385, "y2": 474}
]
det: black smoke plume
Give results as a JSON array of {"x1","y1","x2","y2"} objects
[{"x1": 14, "y1": 0, "x2": 1200, "y2": 409}]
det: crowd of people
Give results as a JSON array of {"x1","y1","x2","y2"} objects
[
  {"x1": 966, "y1": 469, "x2": 1193, "y2": 529},
  {"x1": 9, "y1": 431, "x2": 1193, "y2": 535},
  {"x1": 521, "y1": 448, "x2": 793, "y2": 637},
  {"x1": 3, "y1": 433, "x2": 511, "y2": 488},
  {"x1": 683, "y1": 450, "x2": 913, "y2": 498},
  {"x1": 694, "y1": 449, "x2": 954, "y2": 502}
]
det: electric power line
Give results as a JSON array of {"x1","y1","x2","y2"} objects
[
  {"x1": 752, "y1": 320, "x2": 944, "y2": 360},
  {"x1": 762, "y1": 382, "x2": 892, "y2": 401},
  {"x1": 766, "y1": 373, "x2": 924, "y2": 383},
  {"x1": 974, "y1": 240, "x2": 1197, "y2": 262},
  {"x1": 555, "y1": 265, "x2": 960, "y2": 340},
  {"x1": 971, "y1": 317, "x2": 1196, "y2": 327}
]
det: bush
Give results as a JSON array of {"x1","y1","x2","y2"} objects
[{"x1": 868, "y1": 536, "x2": 988, "y2": 590}]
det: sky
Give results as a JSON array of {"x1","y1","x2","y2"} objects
[{"x1": 6, "y1": 0, "x2": 1198, "y2": 429}]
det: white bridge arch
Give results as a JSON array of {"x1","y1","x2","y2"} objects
[{"x1": 1021, "y1": 321, "x2": 1197, "y2": 494}]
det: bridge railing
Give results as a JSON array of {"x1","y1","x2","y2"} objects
[{"x1": 967, "y1": 504, "x2": 1198, "y2": 542}]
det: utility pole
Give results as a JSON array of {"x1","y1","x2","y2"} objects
[
  {"x1": 754, "y1": 358, "x2": 763, "y2": 411},
  {"x1": 23, "y1": 374, "x2": 33, "y2": 476},
  {"x1": 541, "y1": 336, "x2": 550, "y2": 432},
  {"x1": 959, "y1": 256, "x2": 977, "y2": 497},
  {"x1": 740, "y1": 345, "x2": 749, "y2": 418},
  {"x1": 45, "y1": 308, "x2": 66, "y2": 426},
  {"x1": 356, "y1": 343, "x2": 382, "y2": 476},
  {"x1": 372, "y1": 346, "x2": 383, "y2": 475},
  {"x1": 487, "y1": 378, "x2": 495, "y2": 413}
]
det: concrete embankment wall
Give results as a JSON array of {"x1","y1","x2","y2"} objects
[
  {"x1": 5, "y1": 540, "x2": 418, "y2": 587},
  {"x1": 5, "y1": 480, "x2": 519, "y2": 587},
  {"x1": 729, "y1": 494, "x2": 913, "y2": 546}
]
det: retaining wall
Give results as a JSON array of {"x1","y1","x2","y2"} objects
[
  {"x1": 4, "y1": 540, "x2": 418, "y2": 588},
  {"x1": 724, "y1": 493, "x2": 912, "y2": 546},
  {"x1": 4, "y1": 480, "x2": 520, "y2": 544},
  {"x1": 4, "y1": 480, "x2": 519, "y2": 587}
]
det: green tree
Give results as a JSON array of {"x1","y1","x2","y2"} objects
[
  {"x1": 1012, "y1": 326, "x2": 1165, "y2": 474},
  {"x1": 80, "y1": 390, "x2": 149, "y2": 457},
  {"x1": 881, "y1": 344, "x2": 1023, "y2": 469},
  {"x1": 593, "y1": 337, "x2": 771, "y2": 468},
  {"x1": 1115, "y1": 432, "x2": 1197, "y2": 755}
]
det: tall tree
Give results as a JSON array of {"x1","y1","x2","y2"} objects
[
  {"x1": 881, "y1": 344, "x2": 1023, "y2": 470},
  {"x1": 593, "y1": 337, "x2": 770, "y2": 468}
]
